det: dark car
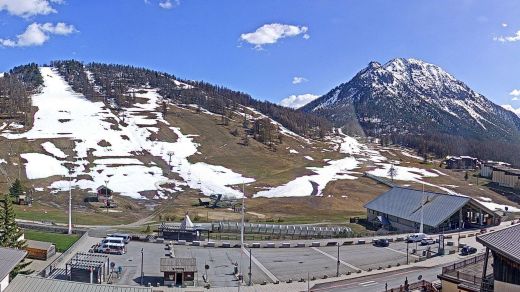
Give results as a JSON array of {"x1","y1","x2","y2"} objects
[
  {"x1": 461, "y1": 246, "x2": 477, "y2": 256},
  {"x1": 373, "y1": 239, "x2": 389, "y2": 247}
]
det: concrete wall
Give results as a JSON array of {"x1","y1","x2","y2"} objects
[{"x1": 495, "y1": 280, "x2": 520, "y2": 292}]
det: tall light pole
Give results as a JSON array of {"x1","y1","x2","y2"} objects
[
  {"x1": 68, "y1": 169, "x2": 73, "y2": 235},
  {"x1": 336, "y1": 243, "x2": 340, "y2": 277},
  {"x1": 140, "y1": 248, "x2": 144, "y2": 286},
  {"x1": 420, "y1": 184, "x2": 425, "y2": 234},
  {"x1": 248, "y1": 248, "x2": 252, "y2": 286},
  {"x1": 104, "y1": 179, "x2": 109, "y2": 213}
]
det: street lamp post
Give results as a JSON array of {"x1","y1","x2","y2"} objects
[
  {"x1": 336, "y1": 244, "x2": 340, "y2": 277},
  {"x1": 68, "y1": 170, "x2": 73, "y2": 235},
  {"x1": 104, "y1": 179, "x2": 109, "y2": 213},
  {"x1": 406, "y1": 240, "x2": 409, "y2": 264},
  {"x1": 140, "y1": 248, "x2": 144, "y2": 286},
  {"x1": 248, "y1": 248, "x2": 252, "y2": 286}
]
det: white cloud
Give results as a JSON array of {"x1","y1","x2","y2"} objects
[
  {"x1": 280, "y1": 94, "x2": 319, "y2": 109},
  {"x1": 240, "y1": 23, "x2": 309, "y2": 49},
  {"x1": 0, "y1": 0, "x2": 63, "y2": 18},
  {"x1": 292, "y1": 76, "x2": 308, "y2": 84},
  {"x1": 502, "y1": 104, "x2": 520, "y2": 117},
  {"x1": 502, "y1": 23, "x2": 508, "y2": 27},
  {"x1": 159, "y1": 0, "x2": 179, "y2": 9},
  {"x1": 509, "y1": 89, "x2": 520, "y2": 97},
  {"x1": 0, "y1": 22, "x2": 77, "y2": 47},
  {"x1": 494, "y1": 30, "x2": 520, "y2": 42}
]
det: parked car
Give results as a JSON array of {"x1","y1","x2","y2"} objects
[
  {"x1": 373, "y1": 239, "x2": 390, "y2": 247},
  {"x1": 420, "y1": 238, "x2": 435, "y2": 245},
  {"x1": 94, "y1": 242, "x2": 126, "y2": 255},
  {"x1": 101, "y1": 237, "x2": 125, "y2": 245},
  {"x1": 407, "y1": 233, "x2": 427, "y2": 243},
  {"x1": 461, "y1": 246, "x2": 477, "y2": 256}
]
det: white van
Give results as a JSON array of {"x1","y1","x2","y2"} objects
[
  {"x1": 407, "y1": 233, "x2": 427, "y2": 243},
  {"x1": 96, "y1": 242, "x2": 126, "y2": 255},
  {"x1": 102, "y1": 237, "x2": 125, "y2": 245},
  {"x1": 110, "y1": 233, "x2": 131, "y2": 244}
]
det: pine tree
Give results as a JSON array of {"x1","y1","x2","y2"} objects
[
  {"x1": 388, "y1": 164, "x2": 398, "y2": 182},
  {"x1": 0, "y1": 194, "x2": 31, "y2": 277},
  {"x1": 9, "y1": 179, "x2": 23, "y2": 198}
]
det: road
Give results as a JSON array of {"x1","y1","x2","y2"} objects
[{"x1": 311, "y1": 266, "x2": 442, "y2": 291}]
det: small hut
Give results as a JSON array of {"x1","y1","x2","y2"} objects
[
  {"x1": 160, "y1": 257, "x2": 197, "y2": 287},
  {"x1": 25, "y1": 240, "x2": 56, "y2": 260}
]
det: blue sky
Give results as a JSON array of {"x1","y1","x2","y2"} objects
[{"x1": 1, "y1": 0, "x2": 520, "y2": 110}]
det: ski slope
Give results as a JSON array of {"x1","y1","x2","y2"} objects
[{"x1": 4, "y1": 67, "x2": 253, "y2": 199}]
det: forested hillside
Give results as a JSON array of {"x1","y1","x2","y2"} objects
[
  {"x1": 51, "y1": 60, "x2": 332, "y2": 141},
  {"x1": 0, "y1": 63, "x2": 42, "y2": 123}
]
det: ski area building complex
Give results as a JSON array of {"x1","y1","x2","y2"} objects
[{"x1": 364, "y1": 187, "x2": 500, "y2": 233}]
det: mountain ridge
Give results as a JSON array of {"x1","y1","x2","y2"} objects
[{"x1": 301, "y1": 58, "x2": 520, "y2": 165}]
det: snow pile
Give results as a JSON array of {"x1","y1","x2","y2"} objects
[
  {"x1": 476, "y1": 198, "x2": 520, "y2": 212},
  {"x1": 5, "y1": 67, "x2": 253, "y2": 199},
  {"x1": 304, "y1": 156, "x2": 314, "y2": 161},
  {"x1": 93, "y1": 158, "x2": 143, "y2": 165},
  {"x1": 41, "y1": 142, "x2": 67, "y2": 159},
  {"x1": 400, "y1": 151, "x2": 422, "y2": 160},
  {"x1": 0, "y1": 159, "x2": 6, "y2": 164},
  {"x1": 289, "y1": 149, "x2": 299, "y2": 154},
  {"x1": 21, "y1": 153, "x2": 68, "y2": 179},
  {"x1": 430, "y1": 169, "x2": 447, "y2": 176},
  {"x1": 368, "y1": 163, "x2": 438, "y2": 182}
]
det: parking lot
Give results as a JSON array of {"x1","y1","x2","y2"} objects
[{"x1": 71, "y1": 238, "x2": 447, "y2": 288}]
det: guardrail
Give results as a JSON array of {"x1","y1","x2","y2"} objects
[{"x1": 18, "y1": 222, "x2": 87, "y2": 235}]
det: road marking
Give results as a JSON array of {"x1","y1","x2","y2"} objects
[
  {"x1": 384, "y1": 247, "x2": 418, "y2": 258},
  {"x1": 310, "y1": 247, "x2": 361, "y2": 271},
  {"x1": 359, "y1": 280, "x2": 377, "y2": 286},
  {"x1": 241, "y1": 247, "x2": 279, "y2": 283}
]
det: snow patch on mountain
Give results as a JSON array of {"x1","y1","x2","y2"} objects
[
  {"x1": 41, "y1": 142, "x2": 68, "y2": 159},
  {"x1": 502, "y1": 104, "x2": 520, "y2": 117},
  {"x1": 5, "y1": 67, "x2": 253, "y2": 199},
  {"x1": 21, "y1": 153, "x2": 68, "y2": 179}
]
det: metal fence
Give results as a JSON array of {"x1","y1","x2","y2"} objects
[
  {"x1": 387, "y1": 280, "x2": 439, "y2": 292},
  {"x1": 441, "y1": 253, "x2": 486, "y2": 274},
  {"x1": 211, "y1": 222, "x2": 352, "y2": 239}
]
